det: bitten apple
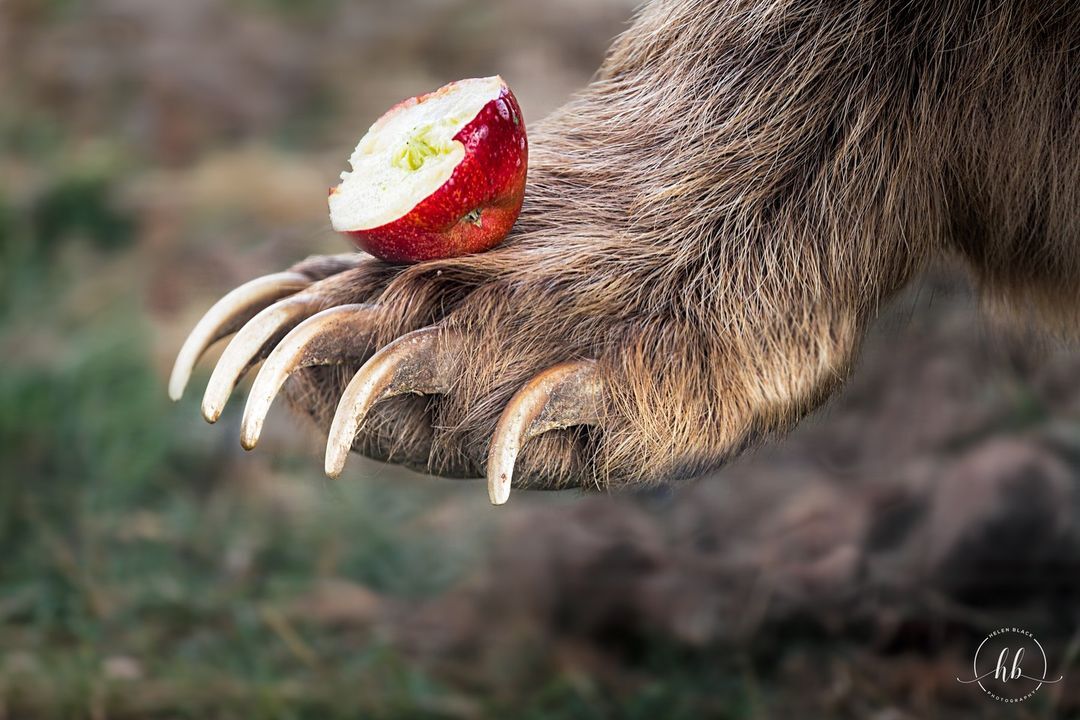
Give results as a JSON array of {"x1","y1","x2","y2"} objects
[{"x1": 328, "y1": 76, "x2": 528, "y2": 263}]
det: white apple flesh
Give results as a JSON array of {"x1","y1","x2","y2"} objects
[{"x1": 329, "y1": 76, "x2": 528, "y2": 263}]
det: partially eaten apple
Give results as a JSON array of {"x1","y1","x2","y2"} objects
[{"x1": 329, "y1": 76, "x2": 528, "y2": 263}]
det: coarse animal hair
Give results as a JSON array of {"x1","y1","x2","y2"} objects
[{"x1": 277, "y1": 0, "x2": 1078, "y2": 490}]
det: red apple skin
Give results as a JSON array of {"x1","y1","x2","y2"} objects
[{"x1": 333, "y1": 81, "x2": 528, "y2": 263}]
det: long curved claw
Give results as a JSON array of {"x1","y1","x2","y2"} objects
[
  {"x1": 201, "y1": 295, "x2": 324, "y2": 423},
  {"x1": 168, "y1": 272, "x2": 311, "y2": 401},
  {"x1": 487, "y1": 360, "x2": 602, "y2": 506},
  {"x1": 239, "y1": 304, "x2": 378, "y2": 450},
  {"x1": 325, "y1": 327, "x2": 459, "y2": 479}
]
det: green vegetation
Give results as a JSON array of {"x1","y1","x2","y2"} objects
[{"x1": 0, "y1": 176, "x2": 475, "y2": 719}]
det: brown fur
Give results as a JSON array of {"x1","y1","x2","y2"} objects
[{"x1": 282, "y1": 0, "x2": 1079, "y2": 490}]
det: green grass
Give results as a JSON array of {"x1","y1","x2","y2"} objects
[
  {"x1": 0, "y1": 178, "x2": 485, "y2": 718},
  {"x1": 0, "y1": 323, "x2": 475, "y2": 716}
]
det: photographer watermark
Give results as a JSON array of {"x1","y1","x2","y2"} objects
[{"x1": 956, "y1": 627, "x2": 1064, "y2": 703}]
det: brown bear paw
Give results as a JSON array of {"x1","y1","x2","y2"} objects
[{"x1": 170, "y1": 243, "x2": 857, "y2": 503}]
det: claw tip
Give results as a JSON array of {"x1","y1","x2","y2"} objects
[
  {"x1": 324, "y1": 447, "x2": 347, "y2": 479},
  {"x1": 488, "y1": 476, "x2": 511, "y2": 505},
  {"x1": 200, "y1": 400, "x2": 221, "y2": 424},
  {"x1": 239, "y1": 408, "x2": 265, "y2": 450},
  {"x1": 167, "y1": 368, "x2": 188, "y2": 402}
]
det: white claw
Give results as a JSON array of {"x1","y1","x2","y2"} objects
[
  {"x1": 486, "y1": 360, "x2": 602, "y2": 506},
  {"x1": 168, "y1": 272, "x2": 310, "y2": 401},
  {"x1": 325, "y1": 327, "x2": 458, "y2": 479},
  {"x1": 200, "y1": 295, "x2": 323, "y2": 423},
  {"x1": 239, "y1": 304, "x2": 377, "y2": 451}
]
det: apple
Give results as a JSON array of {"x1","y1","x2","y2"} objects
[{"x1": 328, "y1": 76, "x2": 528, "y2": 263}]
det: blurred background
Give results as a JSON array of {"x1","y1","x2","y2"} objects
[{"x1": 1, "y1": 0, "x2": 1079, "y2": 717}]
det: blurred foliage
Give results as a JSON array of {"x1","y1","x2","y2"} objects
[
  {"x1": 0, "y1": 166, "x2": 482, "y2": 718},
  {"x1": 30, "y1": 175, "x2": 134, "y2": 256},
  {"x1": 0, "y1": 110, "x2": 67, "y2": 160},
  {"x1": 236, "y1": 0, "x2": 346, "y2": 22}
]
